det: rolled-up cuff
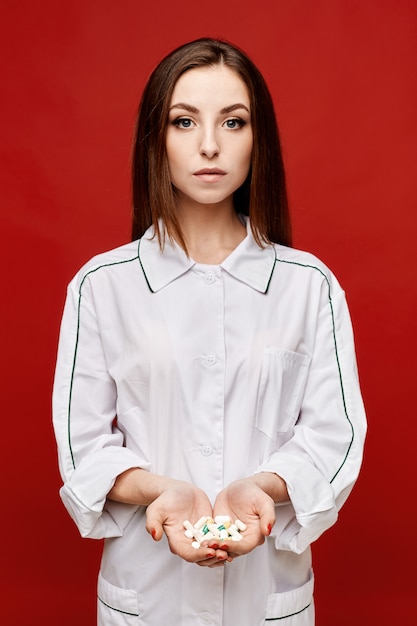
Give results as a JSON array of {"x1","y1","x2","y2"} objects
[
  {"x1": 60, "y1": 446, "x2": 149, "y2": 538},
  {"x1": 255, "y1": 456, "x2": 338, "y2": 553}
]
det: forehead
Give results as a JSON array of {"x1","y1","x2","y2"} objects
[{"x1": 170, "y1": 65, "x2": 250, "y2": 107}]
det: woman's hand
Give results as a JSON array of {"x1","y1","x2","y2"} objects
[
  {"x1": 108, "y1": 468, "x2": 231, "y2": 566},
  {"x1": 108, "y1": 468, "x2": 287, "y2": 566},
  {"x1": 211, "y1": 473, "x2": 288, "y2": 558},
  {"x1": 145, "y1": 481, "x2": 230, "y2": 566}
]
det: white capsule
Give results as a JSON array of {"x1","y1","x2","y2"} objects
[
  {"x1": 183, "y1": 520, "x2": 194, "y2": 531},
  {"x1": 184, "y1": 529, "x2": 194, "y2": 539},
  {"x1": 194, "y1": 516, "x2": 208, "y2": 530},
  {"x1": 203, "y1": 531, "x2": 215, "y2": 541},
  {"x1": 228, "y1": 526, "x2": 241, "y2": 537},
  {"x1": 235, "y1": 519, "x2": 247, "y2": 532},
  {"x1": 194, "y1": 530, "x2": 205, "y2": 543},
  {"x1": 231, "y1": 533, "x2": 243, "y2": 541},
  {"x1": 214, "y1": 515, "x2": 231, "y2": 525},
  {"x1": 208, "y1": 524, "x2": 219, "y2": 534},
  {"x1": 219, "y1": 529, "x2": 228, "y2": 540},
  {"x1": 191, "y1": 541, "x2": 201, "y2": 549}
]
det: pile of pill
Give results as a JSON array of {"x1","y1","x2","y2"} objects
[{"x1": 183, "y1": 515, "x2": 247, "y2": 549}]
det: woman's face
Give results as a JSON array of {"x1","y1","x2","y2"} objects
[{"x1": 166, "y1": 64, "x2": 253, "y2": 212}]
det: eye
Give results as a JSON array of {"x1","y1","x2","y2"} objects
[
  {"x1": 223, "y1": 118, "x2": 246, "y2": 130},
  {"x1": 172, "y1": 117, "x2": 194, "y2": 129}
]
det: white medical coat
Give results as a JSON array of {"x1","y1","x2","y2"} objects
[{"x1": 53, "y1": 219, "x2": 366, "y2": 626}]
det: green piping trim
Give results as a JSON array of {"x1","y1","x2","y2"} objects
[
  {"x1": 264, "y1": 256, "x2": 277, "y2": 294},
  {"x1": 275, "y1": 256, "x2": 355, "y2": 484},
  {"x1": 97, "y1": 595, "x2": 139, "y2": 616},
  {"x1": 265, "y1": 601, "x2": 311, "y2": 620},
  {"x1": 137, "y1": 237, "x2": 155, "y2": 293},
  {"x1": 67, "y1": 255, "x2": 139, "y2": 469}
]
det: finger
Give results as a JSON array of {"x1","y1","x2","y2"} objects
[
  {"x1": 207, "y1": 559, "x2": 231, "y2": 568},
  {"x1": 199, "y1": 560, "x2": 226, "y2": 568},
  {"x1": 145, "y1": 510, "x2": 164, "y2": 542},
  {"x1": 208, "y1": 553, "x2": 234, "y2": 568},
  {"x1": 197, "y1": 547, "x2": 229, "y2": 562},
  {"x1": 194, "y1": 548, "x2": 218, "y2": 566},
  {"x1": 259, "y1": 515, "x2": 275, "y2": 537},
  {"x1": 258, "y1": 501, "x2": 276, "y2": 537},
  {"x1": 197, "y1": 551, "x2": 230, "y2": 567}
]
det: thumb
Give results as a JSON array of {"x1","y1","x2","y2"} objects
[
  {"x1": 257, "y1": 498, "x2": 276, "y2": 538},
  {"x1": 146, "y1": 504, "x2": 164, "y2": 542}
]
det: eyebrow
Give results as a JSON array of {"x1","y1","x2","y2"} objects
[{"x1": 169, "y1": 102, "x2": 250, "y2": 114}]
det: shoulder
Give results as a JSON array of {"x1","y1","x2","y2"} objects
[
  {"x1": 274, "y1": 244, "x2": 331, "y2": 274},
  {"x1": 70, "y1": 241, "x2": 140, "y2": 291},
  {"x1": 272, "y1": 244, "x2": 343, "y2": 294}
]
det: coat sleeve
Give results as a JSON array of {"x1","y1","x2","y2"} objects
[
  {"x1": 256, "y1": 274, "x2": 367, "y2": 554},
  {"x1": 52, "y1": 270, "x2": 149, "y2": 539}
]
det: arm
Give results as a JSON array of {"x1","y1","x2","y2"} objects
[
  {"x1": 52, "y1": 274, "x2": 147, "y2": 538},
  {"x1": 211, "y1": 472, "x2": 289, "y2": 557},
  {"x1": 256, "y1": 284, "x2": 367, "y2": 554},
  {"x1": 53, "y1": 272, "x2": 221, "y2": 564},
  {"x1": 213, "y1": 279, "x2": 366, "y2": 558},
  {"x1": 108, "y1": 468, "x2": 228, "y2": 565}
]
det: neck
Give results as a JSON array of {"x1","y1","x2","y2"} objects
[{"x1": 175, "y1": 203, "x2": 247, "y2": 264}]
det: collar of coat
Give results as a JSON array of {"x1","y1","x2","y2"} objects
[{"x1": 137, "y1": 216, "x2": 277, "y2": 294}]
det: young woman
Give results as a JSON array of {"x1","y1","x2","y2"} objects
[{"x1": 53, "y1": 38, "x2": 366, "y2": 626}]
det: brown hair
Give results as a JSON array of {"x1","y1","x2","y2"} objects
[{"x1": 131, "y1": 37, "x2": 291, "y2": 249}]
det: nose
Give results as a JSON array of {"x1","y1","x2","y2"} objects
[{"x1": 199, "y1": 127, "x2": 220, "y2": 158}]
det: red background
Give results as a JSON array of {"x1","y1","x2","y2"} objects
[{"x1": 1, "y1": 1, "x2": 416, "y2": 624}]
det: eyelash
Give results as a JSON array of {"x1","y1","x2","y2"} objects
[
  {"x1": 224, "y1": 118, "x2": 246, "y2": 129},
  {"x1": 171, "y1": 117, "x2": 247, "y2": 130},
  {"x1": 172, "y1": 118, "x2": 193, "y2": 129}
]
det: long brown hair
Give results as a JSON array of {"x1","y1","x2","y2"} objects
[{"x1": 131, "y1": 38, "x2": 291, "y2": 249}]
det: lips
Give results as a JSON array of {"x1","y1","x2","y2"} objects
[{"x1": 193, "y1": 168, "x2": 227, "y2": 182}]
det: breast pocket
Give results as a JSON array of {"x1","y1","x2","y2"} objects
[{"x1": 255, "y1": 348, "x2": 311, "y2": 439}]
